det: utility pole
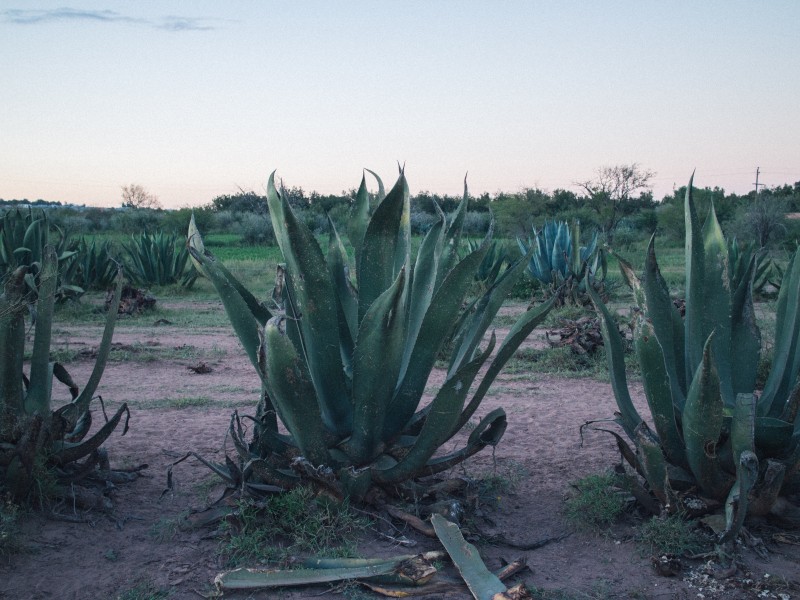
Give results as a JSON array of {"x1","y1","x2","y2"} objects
[{"x1": 753, "y1": 166, "x2": 765, "y2": 198}]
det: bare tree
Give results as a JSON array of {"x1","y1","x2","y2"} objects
[
  {"x1": 575, "y1": 163, "x2": 655, "y2": 244},
  {"x1": 121, "y1": 184, "x2": 161, "y2": 209}
]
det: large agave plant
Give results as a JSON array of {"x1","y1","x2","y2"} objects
[
  {"x1": 517, "y1": 220, "x2": 606, "y2": 306},
  {"x1": 186, "y1": 171, "x2": 553, "y2": 501},
  {"x1": 63, "y1": 237, "x2": 119, "y2": 292},
  {"x1": 124, "y1": 230, "x2": 197, "y2": 288},
  {"x1": 589, "y1": 176, "x2": 800, "y2": 549},
  {"x1": 0, "y1": 208, "x2": 84, "y2": 302},
  {"x1": 1, "y1": 246, "x2": 130, "y2": 502}
]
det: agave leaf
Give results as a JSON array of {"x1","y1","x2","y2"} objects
[
  {"x1": 400, "y1": 203, "x2": 445, "y2": 382},
  {"x1": 24, "y1": 246, "x2": 57, "y2": 414},
  {"x1": 435, "y1": 174, "x2": 469, "y2": 289},
  {"x1": 301, "y1": 551, "x2": 444, "y2": 570},
  {"x1": 641, "y1": 235, "x2": 687, "y2": 402},
  {"x1": 720, "y1": 450, "x2": 758, "y2": 546},
  {"x1": 684, "y1": 175, "x2": 706, "y2": 385},
  {"x1": 267, "y1": 174, "x2": 350, "y2": 435},
  {"x1": 376, "y1": 335, "x2": 496, "y2": 484},
  {"x1": 51, "y1": 403, "x2": 129, "y2": 465},
  {"x1": 327, "y1": 215, "x2": 358, "y2": 364},
  {"x1": 419, "y1": 409, "x2": 508, "y2": 477},
  {"x1": 451, "y1": 294, "x2": 555, "y2": 437},
  {"x1": 682, "y1": 335, "x2": 732, "y2": 499},
  {"x1": 447, "y1": 246, "x2": 532, "y2": 377},
  {"x1": 348, "y1": 174, "x2": 370, "y2": 276},
  {"x1": 365, "y1": 168, "x2": 386, "y2": 201},
  {"x1": 634, "y1": 315, "x2": 687, "y2": 468},
  {"x1": 570, "y1": 220, "x2": 582, "y2": 274},
  {"x1": 214, "y1": 563, "x2": 399, "y2": 591},
  {"x1": 349, "y1": 268, "x2": 407, "y2": 464},
  {"x1": 358, "y1": 174, "x2": 410, "y2": 322},
  {"x1": 731, "y1": 393, "x2": 755, "y2": 466},
  {"x1": 761, "y1": 247, "x2": 800, "y2": 417},
  {"x1": 384, "y1": 243, "x2": 490, "y2": 440},
  {"x1": 431, "y1": 513, "x2": 510, "y2": 600},
  {"x1": 261, "y1": 318, "x2": 332, "y2": 467},
  {"x1": 730, "y1": 254, "x2": 761, "y2": 401},
  {"x1": 0, "y1": 292, "x2": 26, "y2": 421},
  {"x1": 72, "y1": 267, "x2": 122, "y2": 415},
  {"x1": 701, "y1": 203, "x2": 734, "y2": 406},
  {"x1": 588, "y1": 283, "x2": 643, "y2": 438},
  {"x1": 186, "y1": 213, "x2": 206, "y2": 275},
  {"x1": 634, "y1": 422, "x2": 668, "y2": 504}
]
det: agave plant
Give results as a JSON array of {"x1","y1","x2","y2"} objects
[
  {"x1": 63, "y1": 237, "x2": 119, "y2": 292},
  {"x1": 124, "y1": 230, "x2": 197, "y2": 288},
  {"x1": 0, "y1": 208, "x2": 84, "y2": 302},
  {"x1": 517, "y1": 220, "x2": 607, "y2": 306},
  {"x1": 1, "y1": 245, "x2": 131, "y2": 502},
  {"x1": 460, "y1": 238, "x2": 509, "y2": 291},
  {"x1": 186, "y1": 170, "x2": 553, "y2": 501},
  {"x1": 589, "y1": 175, "x2": 800, "y2": 550}
]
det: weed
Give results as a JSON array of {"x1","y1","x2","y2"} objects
[
  {"x1": 0, "y1": 499, "x2": 23, "y2": 557},
  {"x1": 149, "y1": 512, "x2": 188, "y2": 542},
  {"x1": 219, "y1": 486, "x2": 367, "y2": 567},
  {"x1": 635, "y1": 512, "x2": 709, "y2": 556},
  {"x1": 507, "y1": 346, "x2": 607, "y2": 377},
  {"x1": 564, "y1": 472, "x2": 626, "y2": 531},
  {"x1": 193, "y1": 475, "x2": 224, "y2": 505},
  {"x1": 158, "y1": 396, "x2": 213, "y2": 409},
  {"x1": 104, "y1": 549, "x2": 119, "y2": 561},
  {"x1": 115, "y1": 581, "x2": 172, "y2": 600},
  {"x1": 476, "y1": 460, "x2": 527, "y2": 499}
]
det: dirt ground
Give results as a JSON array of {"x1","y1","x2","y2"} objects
[{"x1": 2, "y1": 301, "x2": 799, "y2": 600}]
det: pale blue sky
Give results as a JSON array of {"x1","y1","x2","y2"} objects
[{"x1": 2, "y1": 1, "x2": 798, "y2": 207}]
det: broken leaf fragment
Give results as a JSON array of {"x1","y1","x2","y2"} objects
[{"x1": 431, "y1": 513, "x2": 531, "y2": 600}]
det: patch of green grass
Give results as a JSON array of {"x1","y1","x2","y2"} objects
[
  {"x1": 636, "y1": 513, "x2": 709, "y2": 556},
  {"x1": 0, "y1": 499, "x2": 23, "y2": 557},
  {"x1": 157, "y1": 396, "x2": 214, "y2": 409},
  {"x1": 468, "y1": 460, "x2": 528, "y2": 509},
  {"x1": 115, "y1": 580, "x2": 172, "y2": 600},
  {"x1": 564, "y1": 472, "x2": 626, "y2": 531},
  {"x1": 525, "y1": 581, "x2": 640, "y2": 600},
  {"x1": 220, "y1": 487, "x2": 367, "y2": 567},
  {"x1": 149, "y1": 512, "x2": 188, "y2": 542},
  {"x1": 506, "y1": 346, "x2": 608, "y2": 378}
]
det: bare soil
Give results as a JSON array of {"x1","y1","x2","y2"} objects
[{"x1": 2, "y1": 302, "x2": 799, "y2": 600}]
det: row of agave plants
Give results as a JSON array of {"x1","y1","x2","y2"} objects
[
  {"x1": 1, "y1": 170, "x2": 799, "y2": 565},
  {"x1": 0, "y1": 208, "x2": 197, "y2": 303}
]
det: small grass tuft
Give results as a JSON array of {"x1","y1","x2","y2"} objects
[
  {"x1": 469, "y1": 460, "x2": 528, "y2": 509},
  {"x1": 219, "y1": 486, "x2": 368, "y2": 567},
  {"x1": 0, "y1": 499, "x2": 23, "y2": 557},
  {"x1": 115, "y1": 580, "x2": 172, "y2": 600},
  {"x1": 149, "y1": 512, "x2": 189, "y2": 542},
  {"x1": 636, "y1": 512, "x2": 709, "y2": 556},
  {"x1": 564, "y1": 472, "x2": 626, "y2": 531}
]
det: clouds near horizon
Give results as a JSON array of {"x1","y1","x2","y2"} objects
[{"x1": 2, "y1": 7, "x2": 218, "y2": 31}]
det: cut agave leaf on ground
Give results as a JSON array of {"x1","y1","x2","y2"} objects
[
  {"x1": 361, "y1": 557, "x2": 530, "y2": 598},
  {"x1": 214, "y1": 553, "x2": 440, "y2": 591},
  {"x1": 431, "y1": 514, "x2": 531, "y2": 600}
]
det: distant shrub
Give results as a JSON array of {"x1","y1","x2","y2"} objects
[
  {"x1": 238, "y1": 212, "x2": 275, "y2": 245},
  {"x1": 410, "y1": 209, "x2": 438, "y2": 234},
  {"x1": 461, "y1": 211, "x2": 492, "y2": 235}
]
